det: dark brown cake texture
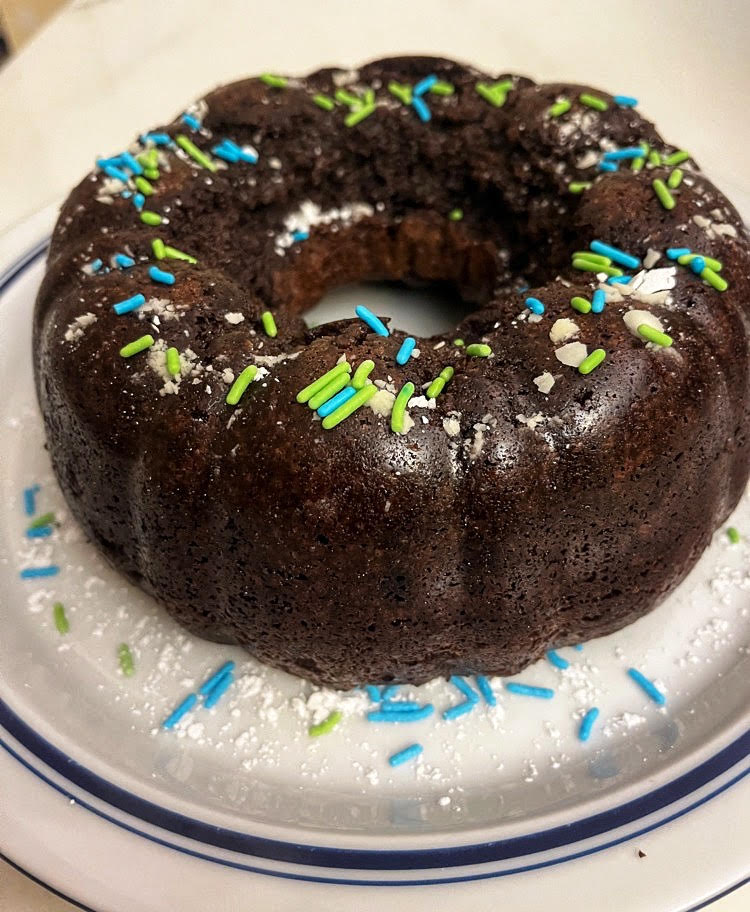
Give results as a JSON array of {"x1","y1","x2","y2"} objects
[{"x1": 34, "y1": 56, "x2": 750, "y2": 688}]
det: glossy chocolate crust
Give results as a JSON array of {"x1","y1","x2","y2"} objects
[{"x1": 34, "y1": 56, "x2": 750, "y2": 687}]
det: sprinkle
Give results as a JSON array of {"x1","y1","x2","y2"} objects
[
  {"x1": 453, "y1": 339, "x2": 464, "y2": 347},
  {"x1": 667, "y1": 247, "x2": 691, "y2": 260},
  {"x1": 198, "y1": 662, "x2": 236, "y2": 695},
  {"x1": 381, "y1": 685, "x2": 399, "y2": 700},
  {"x1": 140, "y1": 211, "x2": 163, "y2": 226},
  {"x1": 571, "y1": 251, "x2": 611, "y2": 266},
  {"x1": 355, "y1": 304, "x2": 389, "y2": 336},
  {"x1": 367, "y1": 704, "x2": 434, "y2": 722},
  {"x1": 664, "y1": 149, "x2": 690, "y2": 166},
  {"x1": 182, "y1": 113, "x2": 201, "y2": 130},
  {"x1": 465, "y1": 343, "x2": 491, "y2": 357},
  {"x1": 579, "y1": 92, "x2": 608, "y2": 111},
  {"x1": 412, "y1": 96, "x2": 431, "y2": 122},
  {"x1": 591, "y1": 289, "x2": 606, "y2": 314},
  {"x1": 448, "y1": 208, "x2": 463, "y2": 221},
  {"x1": 614, "y1": 94, "x2": 638, "y2": 107},
  {"x1": 442, "y1": 701, "x2": 476, "y2": 721},
  {"x1": 345, "y1": 103, "x2": 376, "y2": 127},
  {"x1": 414, "y1": 74, "x2": 438, "y2": 96},
  {"x1": 350, "y1": 359, "x2": 375, "y2": 390},
  {"x1": 176, "y1": 134, "x2": 217, "y2": 172},
  {"x1": 290, "y1": 230, "x2": 309, "y2": 243},
  {"x1": 525, "y1": 296, "x2": 545, "y2": 315},
  {"x1": 23, "y1": 485, "x2": 39, "y2": 516},
  {"x1": 589, "y1": 241, "x2": 641, "y2": 270},
  {"x1": 148, "y1": 266, "x2": 175, "y2": 286},
  {"x1": 297, "y1": 362, "x2": 351, "y2": 403},
  {"x1": 548, "y1": 98, "x2": 571, "y2": 117},
  {"x1": 570, "y1": 296, "x2": 591, "y2": 314},
  {"x1": 335, "y1": 89, "x2": 361, "y2": 107},
  {"x1": 647, "y1": 150, "x2": 662, "y2": 167},
  {"x1": 317, "y1": 385, "x2": 356, "y2": 417},
  {"x1": 261, "y1": 311, "x2": 278, "y2": 338},
  {"x1": 426, "y1": 367, "x2": 455, "y2": 399},
  {"x1": 162, "y1": 693, "x2": 197, "y2": 729},
  {"x1": 118, "y1": 643, "x2": 135, "y2": 677},
  {"x1": 677, "y1": 253, "x2": 722, "y2": 271},
  {"x1": 430, "y1": 80, "x2": 454, "y2": 95},
  {"x1": 391, "y1": 382, "x2": 415, "y2": 434},
  {"x1": 132, "y1": 193, "x2": 145, "y2": 212},
  {"x1": 53, "y1": 602, "x2": 69, "y2": 635},
  {"x1": 578, "y1": 348, "x2": 606, "y2": 374},
  {"x1": 546, "y1": 650, "x2": 570, "y2": 670},
  {"x1": 261, "y1": 73, "x2": 287, "y2": 88},
  {"x1": 475, "y1": 80, "x2": 513, "y2": 107},
  {"x1": 598, "y1": 161, "x2": 618, "y2": 173},
  {"x1": 118, "y1": 151, "x2": 142, "y2": 175},
  {"x1": 627, "y1": 668, "x2": 665, "y2": 705},
  {"x1": 439, "y1": 365, "x2": 454, "y2": 381},
  {"x1": 578, "y1": 707, "x2": 600, "y2": 741},
  {"x1": 388, "y1": 81, "x2": 412, "y2": 104},
  {"x1": 28, "y1": 511, "x2": 54, "y2": 529},
  {"x1": 573, "y1": 644, "x2": 584, "y2": 651},
  {"x1": 475, "y1": 675, "x2": 496, "y2": 706},
  {"x1": 20, "y1": 566, "x2": 60, "y2": 579},
  {"x1": 309, "y1": 710, "x2": 343, "y2": 737},
  {"x1": 88, "y1": 258, "x2": 103, "y2": 273},
  {"x1": 166, "y1": 347, "x2": 181, "y2": 376},
  {"x1": 396, "y1": 337, "x2": 416, "y2": 365},
  {"x1": 572, "y1": 258, "x2": 623, "y2": 277},
  {"x1": 605, "y1": 147, "x2": 653, "y2": 161},
  {"x1": 365, "y1": 685, "x2": 381, "y2": 702},
  {"x1": 667, "y1": 168, "x2": 683, "y2": 189},
  {"x1": 226, "y1": 365, "x2": 258, "y2": 405},
  {"x1": 113, "y1": 293, "x2": 146, "y2": 316},
  {"x1": 322, "y1": 384, "x2": 377, "y2": 430},
  {"x1": 99, "y1": 162, "x2": 130, "y2": 183},
  {"x1": 137, "y1": 148, "x2": 159, "y2": 168},
  {"x1": 568, "y1": 182, "x2": 592, "y2": 193},
  {"x1": 203, "y1": 670, "x2": 233, "y2": 708},
  {"x1": 26, "y1": 525, "x2": 53, "y2": 539},
  {"x1": 114, "y1": 254, "x2": 135, "y2": 268},
  {"x1": 313, "y1": 93, "x2": 335, "y2": 111},
  {"x1": 213, "y1": 143, "x2": 239, "y2": 163},
  {"x1": 690, "y1": 256, "x2": 706, "y2": 275},
  {"x1": 701, "y1": 267, "x2": 728, "y2": 292},
  {"x1": 727, "y1": 527, "x2": 741, "y2": 544},
  {"x1": 450, "y1": 675, "x2": 479, "y2": 703},
  {"x1": 120, "y1": 334, "x2": 154, "y2": 358},
  {"x1": 134, "y1": 176, "x2": 153, "y2": 197},
  {"x1": 381, "y1": 700, "x2": 421, "y2": 712},
  {"x1": 388, "y1": 743, "x2": 423, "y2": 767},
  {"x1": 144, "y1": 168, "x2": 160, "y2": 180},
  {"x1": 218, "y1": 139, "x2": 257, "y2": 163},
  {"x1": 152, "y1": 238, "x2": 167, "y2": 259},
  {"x1": 164, "y1": 245, "x2": 197, "y2": 264},
  {"x1": 308, "y1": 372, "x2": 351, "y2": 410},
  {"x1": 141, "y1": 132, "x2": 172, "y2": 146},
  {"x1": 652, "y1": 179, "x2": 675, "y2": 210},
  {"x1": 504, "y1": 682, "x2": 554, "y2": 699}
]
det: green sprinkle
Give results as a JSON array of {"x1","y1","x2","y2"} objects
[
  {"x1": 727, "y1": 527, "x2": 741, "y2": 544},
  {"x1": 321, "y1": 383, "x2": 376, "y2": 430},
  {"x1": 351, "y1": 359, "x2": 375, "y2": 390},
  {"x1": 176, "y1": 134, "x2": 217, "y2": 172},
  {"x1": 664, "y1": 149, "x2": 690, "y2": 166},
  {"x1": 166, "y1": 347, "x2": 181, "y2": 376},
  {"x1": 363, "y1": 88, "x2": 375, "y2": 106},
  {"x1": 226, "y1": 365, "x2": 258, "y2": 405},
  {"x1": 313, "y1": 93, "x2": 335, "y2": 111},
  {"x1": 430, "y1": 80, "x2": 454, "y2": 95},
  {"x1": 577, "y1": 348, "x2": 606, "y2": 375},
  {"x1": 308, "y1": 372, "x2": 351, "y2": 410},
  {"x1": 391, "y1": 382, "x2": 415, "y2": 434},
  {"x1": 548, "y1": 98, "x2": 571, "y2": 117},
  {"x1": 152, "y1": 238, "x2": 166, "y2": 259},
  {"x1": 143, "y1": 167, "x2": 160, "y2": 181},
  {"x1": 638, "y1": 324, "x2": 673, "y2": 347},
  {"x1": 579, "y1": 93, "x2": 608, "y2": 111},
  {"x1": 453, "y1": 338, "x2": 465, "y2": 346},
  {"x1": 652, "y1": 179, "x2": 676, "y2": 210},
  {"x1": 475, "y1": 80, "x2": 513, "y2": 107},
  {"x1": 631, "y1": 156, "x2": 646, "y2": 173},
  {"x1": 572, "y1": 251, "x2": 611, "y2": 266},
  {"x1": 137, "y1": 149, "x2": 159, "y2": 168},
  {"x1": 701, "y1": 266, "x2": 728, "y2": 292},
  {"x1": 260, "y1": 73, "x2": 287, "y2": 88},
  {"x1": 261, "y1": 311, "x2": 278, "y2": 338},
  {"x1": 140, "y1": 211, "x2": 162, "y2": 226},
  {"x1": 426, "y1": 377, "x2": 446, "y2": 399},
  {"x1": 134, "y1": 176, "x2": 154, "y2": 196},
  {"x1": 572, "y1": 258, "x2": 623, "y2": 277},
  {"x1": 448, "y1": 208, "x2": 463, "y2": 221},
  {"x1": 647, "y1": 149, "x2": 662, "y2": 167},
  {"x1": 29, "y1": 511, "x2": 55, "y2": 530},
  {"x1": 466, "y1": 343, "x2": 492, "y2": 357},
  {"x1": 297, "y1": 362, "x2": 351, "y2": 403},
  {"x1": 164, "y1": 245, "x2": 197, "y2": 264},
  {"x1": 118, "y1": 643, "x2": 135, "y2": 677},
  {"x1": 344, "y1": 103, "x2": 376, "y2": 127},
  {"x1": 335, "y1": 89, "x2": 361, "y2": 107},
  {"x1": 570, "y1": 296, "x2": 592, "y2": 314},
  {"x1": 388, "y1": 82, "x2": 412, "y2": 105},
  {"x1": 667, "y1": 168, "x2": 683, "y2": 189},
  {"x1": 308, "y1": 710, "x2": 342, "y2": 737},
  {"x1": 678, "y1": 253, "x2": 723, "y2": 271},
  {"x1": 53, "y1": 602, "x2": 69, "y2": 635},
  {"x1": 440, "y1": 366, "x2": 455, "y2": 381},
  {"x1": 568, "y1": 181, "x2": 592, "y2": 194},
  {"x1": 120, "y1": 334, "x2": 154, "y2": 358}
]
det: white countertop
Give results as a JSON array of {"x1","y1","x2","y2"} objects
[{"x1": 1, "y1": 0, "x2": 749, "y2": 908}]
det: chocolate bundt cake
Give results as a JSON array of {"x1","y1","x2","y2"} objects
[{"x1": 34, "y1": 56, "x2": 750, "y2": 688}]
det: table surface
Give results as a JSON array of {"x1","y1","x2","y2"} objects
[{"x1": 1, "y1": 0, "x2": 749, "y2": 908}]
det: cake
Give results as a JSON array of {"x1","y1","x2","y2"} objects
[{"x1": 34, "y1": 56, "x2": 750, "y2": 689}]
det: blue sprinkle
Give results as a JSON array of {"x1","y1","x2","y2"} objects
[
  {"x1": 690, "y1": 256, "x2": 706, "y2": 275},
  {"x1": 141, "y1": 132, "x2": 172, "y2": 146},
  {"x1": 525, "y1": 296, "x2": 545, "y2": 316},
  {"x1": 101, "y1": 163, "x2": 130, "y2": 183},
  {"x1": 113, "y1": 293, "x2": 146, "y2": 315},
  {"x1": 475, "y1": 675, "x2": 496, "y2": 706},
  {"x1": 23, "y1": 485, "x2": 39, "y2": 516},
  {"x1": 317, "y1": 385, "x2": 356, "y2": 417},
  {"x1": 120, "y1": 190, "x2": 132, "y2": 199},
  {"x1": 578, "y1": 707, "x2": 600, "y2": 741},
  {"x1": 162, "y1": 693, "x2": 198, "y2": 729},
  {"x1": 614, "y1": 94, "x2": 638, "y2": 107},
  {"x1": 119, "y1": 151, "x2": 143, "y2": 175},
  {"x1": 546, "y1": 650, "x2": 570, "y2": 670},
  {"x1": 198, "y1": 661, "x2": 236, "y2": 695},
  {"x1": 381, "y1": 684, "x2": 399, "y2": 700},
  {"x1": 367, "y1": 704, "x2": 434, "y2": 723},
  {"x1": 365, "y1": 685, "x2": 381, "y2": 702},
  {"x1": 149, "y1": 266, "x2": 176, "y2": 286},
  {"x1": 573, "y1": 644, "x2": 584, "y2": 651},
  {"x1": 627, "y1": 668, "x2": 666, "y2": 706},
  {"x1": 442, "y1": 700, "x2": 476, "y2": 721},
  {"x1": 381, "y1": 700, "x2": 421, "y2": 712},
  {"x1": 355, "y1": 305, "x2": 389, "y2": 337},
  {"x1": 212, "y1": 143, "x2": 240, "y2": 163},
  {"x1": 504, "y1": 682, "x2": 555, "y2": 699},
  {"x1": 412, "y1": 96, "x2": 431, "y2": 123},
  {"x1": 26, "y1": 525, "x2": 53, "y2": 539},
  {"x1": 89, "y1": 258, "x2": 103, "y2": 273},
  {"x1": 603, "y1": 148, "x2": 645, "y2": 161},
  {"x1": 396, "y1": 337, "x2": 416, "y2": 365},
  {"x1": 291, "y1": 230, "x2": 309, "y2": 242},
  {"x1": 590, "y1": 241, "x2": 641, "y2": 270},
  {"x1": 449, "y1": 675, "x2": 479, "y2": 703},
  {"x1": 413, "y1": 74, "x2": 439, "y2": 97},
  {"x1": 388, "y1": 743, "x2": 424, "y2": 767},
  {"x1": 182, "y1": 113, "x2": 201, "y2": 130},
  {"x1": 222, "y1": 139, "x2": 258, "y2": 164},
  {"x1": 598, "y1": 160, "x2": 618, "y2": 172},
  {"x1": 114, "y1": 254, "x2": 135, "y2": 269},
  {"x1": 132, "y1": 193, "x2": 145, "y2": 211},
  {"x1": 607, "y1": 275, "x2": 632, "y2": 285},
  {"x1": 203, "y1": 670, "x2": 233, "y2": 708},
  {"x1": 666, "y1": 247, "x2": 691, "y2": 260},
  {"x1": 20, "y1": 566, "x2": 60, "y2": 579},
  {"x1": 591, "y1": 289, "x2": 606, "y2": 313}
]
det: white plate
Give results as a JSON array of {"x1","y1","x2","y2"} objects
[{"x1": 0, "y1": 206, "x2": 749, "y2": 912}]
